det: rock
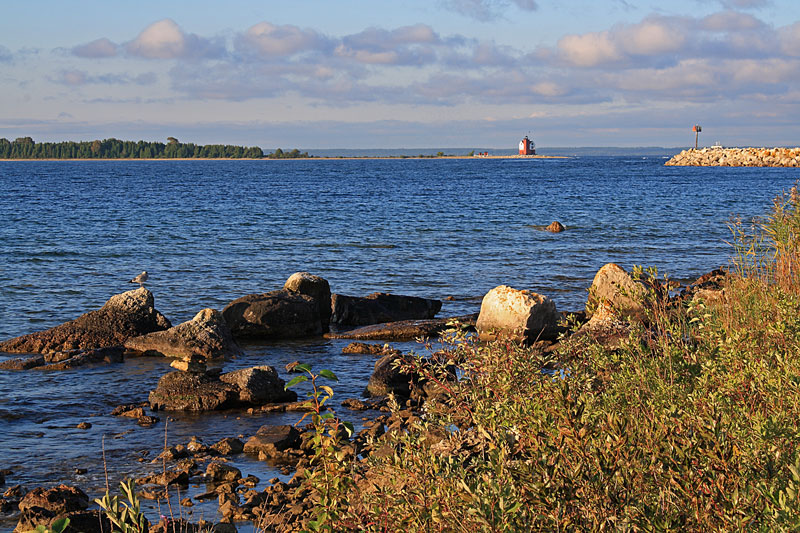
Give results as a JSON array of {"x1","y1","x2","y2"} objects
[
  {"x1": 331, "y1": 292, "x2": 442, "y2": 327},
  {"x1": 325, "y1": 314, "x2": 478, "y2": 341},
  {"x1": 181, "y1": 497, "x2": 194, "y2": 507},
  {"x1": 111, "y1": 404, "x2": 145, "y2": 417},
  {"x1": 665, "y1": 147, "x2": 800, "y2": 167},
  {"x1": 364, "y1": 353, "x2": 417, "y2": 398},
  {"x1": 207, "y1": 462, "x2": 242, "y2": 483},
  {"x1": 0, "y1": 288, "x2": 170, "y2": 355},
  {"x1": 169, "y1": 357, "x2": 207, "y2": 373},
  {"x1": 570, "y1": 300, "x2": 631, "y2": 351},
  {"x1": 284, "y1": 272, "x2": 332, "y2": 331},
  {"x1": 0, "y1": 355, "x2": 45, "y2": 370},
  {"x1": 124, "y1": 308, "x2": 242, "y2": 360},
  {"x1": 5, "y1": 484, "x2": 26, "y2": 500},
  {"x1": 210, "y1": 437, "x2": 244, "y2": 456},
  {"x1": 137, "y1": 415, "x2": 160, "y2": 426},
  {"x1": 243, "y1": 425, "x2": 301, "y2": 458},
  {"x1": 341, "y1": 397, "x2": 386, "y2": 411},
  {"x1": 342, "y1": 342, "x2": 400, "y2": 356},
  {"x1": 222, "y1": 289, "x2": 323, "y2": 339},
  {"x1": 475, "y1": 286, "x2": 559, "y2": 343},
  {"x1": 76, "y1": 422, "x2": 91, "y2": 430},
  {"x1": 149, "y1": 371, "x2": 238, "y2": 411},
  {"x1": 586, "y1": 263, "x2": 647, "y2": 320},
  {"x1": 15, "y1": 509, "x2": 112, "y2": 533},
  {"x1": 546, "y1": 221, "x2": 565, "y2": 232},
  {"x1": 219, "y1": 366, "x2": 297, "y2": 405},
  {"x1": 18, "y1": 484, "x2": 88, "y2": 515},
  {"x1": 38, "y1": 347, "x2": 124, "y2": 370}
]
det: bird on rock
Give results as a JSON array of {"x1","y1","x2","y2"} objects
[{"x1": 130, "y1": 271, "x2": 148, "y2": 286}]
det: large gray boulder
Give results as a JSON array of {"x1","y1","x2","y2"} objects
[
  {"x1": 124, "y1": 308, "x2": 242, "y2": 359},
  {"x1": 586, "y1": 263, "x2": 647, "y2": 320},
  {"x1": 222, "y1": 289, "x2": 323, "y2": 339},
  {"x1": 331, "y1": 292, "x2": 442, "y2": 327},
  {"x1": 475, "y1": 285, "x2": 559, "y2": 343},
  {"x1": 284, "y1": 272, "x2": 332, "y2": 331},
  {"x1": 0, "y1": 288, "x2": 171, "y2": 355}
]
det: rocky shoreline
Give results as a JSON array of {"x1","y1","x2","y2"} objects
[
  {"x1": 665, "y1": 146, "x2": 800, "y2": 167},
  {"x1": 0, "y1": 266, "x2": 726, "y2": 532}
]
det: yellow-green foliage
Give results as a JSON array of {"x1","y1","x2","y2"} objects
[{"x1": 316, "y1": 188, "x2": 800, "y2": 532}]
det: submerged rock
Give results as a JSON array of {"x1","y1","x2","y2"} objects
[
  {"x1": 476, "y1": 286, "x2": 559, "y2": 343},
  {"x1": 124, "y1": 308, "x2": 242, "y2": 359},
  {"x1": 331, "y1": 292, "x2": 442, "y2": 327},
  {"x1": 0, "y1": 288, "x2": 170, "y2": 355}
]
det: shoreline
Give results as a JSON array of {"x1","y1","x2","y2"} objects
[{"x1": 0, "y1": 154, "x2": 569, "y2": 162}]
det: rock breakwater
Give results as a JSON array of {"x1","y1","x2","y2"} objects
[{"x1": 665, "y1": 147, "x2": 800, "y2": 167}]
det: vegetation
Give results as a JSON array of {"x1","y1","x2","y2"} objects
[
  {"x1": 0, "y1": 136, "x2": 313, "y2": 159},
  {"x1": 297, "y1": 186, "x2": 800, "y2": 531}
]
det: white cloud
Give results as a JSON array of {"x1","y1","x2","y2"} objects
[
  {"x1": 236, "y1": 22, "x2": 330, "y2": 57},
  {"x1": 126, "y1": 19, "x2": 224, "y2": 59},
  {"x1": 72, "y1": 38, "x2": 118, "y2": 58},
  {"x1": 557, "y1": 31, "x2": 622, "y2": 67}
]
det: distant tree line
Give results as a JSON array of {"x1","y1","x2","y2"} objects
[{"x1": 0, "y1": 137, "x2": 312, "y2": 160}]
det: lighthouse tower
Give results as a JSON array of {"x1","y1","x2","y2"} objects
[{"x1": 518, "y1": 135, "x2": 535, "y2": 155}]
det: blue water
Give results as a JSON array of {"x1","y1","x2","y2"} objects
[{"x1": 0, "y1": 157, "x2": 797, "y2": 528}]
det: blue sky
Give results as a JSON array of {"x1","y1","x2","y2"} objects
[{"x1": 1, "y1": 0, "x2": 799, "y2": 148}]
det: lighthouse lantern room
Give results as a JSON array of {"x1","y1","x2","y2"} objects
[{"x1": 518, "y1": 135, "x2": 536, "y2": 155}]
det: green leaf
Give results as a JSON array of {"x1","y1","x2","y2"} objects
[
  {"x1": 342, "y1": 420, "x2": 354, "y2": 437},
  {"x1": 320, "y1": 412, "x2": 335, "y2": 420},
  {"x1": 295, "y1": 363, "x2": 313, "y2": 373},
  {"x1": 285, "y1": 375, "x2": 308, "y2": 389},
  {"x1": 318, "y1": 369, "x2": 339, "y2": 381}
]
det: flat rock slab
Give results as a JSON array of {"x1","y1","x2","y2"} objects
[
  {"x1": 0, "y1": 288, "x2": 170, "y2": 355},
  {"x1": 325, "y1": 314, "x2": 477, "y2": 341},
  {"x1": 331, "y1": 292, "x2": 442, "y2": 327}
]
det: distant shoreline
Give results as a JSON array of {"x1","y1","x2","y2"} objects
[{"x1": 0, "y1": 154, "x2": 569, "y2": 162}]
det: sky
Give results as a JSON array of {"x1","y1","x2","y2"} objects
[{"x1": 1, "y1": 0, "x2": 799, "y2": 148}]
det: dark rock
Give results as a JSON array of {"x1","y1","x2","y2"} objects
[
  {"x1": 219, "y1": 366, "x2": 296, "y2": 405},
  {"x1": 149, "y1": 371, "x2": 238, "y2": 411},
  {"x1": 364, "y1": 353, "x2": 416, "y2": 398},
  {"x1": 284, "y1": 272, "x2": 332, "y2": 332},
  {"x1": 137, "y1": 415, "x2": 160, "y2": 426},
  {"x1": 243, "y1": 425, "x2": 301, "y2": 458},
  {"x1": 342, "y1": 342, "x2": 400, "y2": 356},
  {"x1": 111, "y1": 403, "x2": 145, "y2": 416},
  {"x1": 5, "y1": 484, "x2": 26, "y2": 500},
  {"x1": 124, "y1": 308, "x2": 242, "y2": 360},
  {"x1": 38, "y1": 347, "x2": 124, "y2": 370},
  {"x1": 331, "y1": 292, "x2": 442, "y2": 327},
  {"x1": 0, "y1": 288, "x2": 170, "y2": 355},
  {"x1": 206, "y1": 462, "x2": 242, "y2": 483},
  {"x1": 18, "y1": 484, "x2": 88, "y2": 515},
  {"x1": 0, "y1": 355, "x2": 45, "y2": 370},
  {"x1": 222, "y1": 289, "x2": 323, "y2": 339},
  {"x1": 15, "y1": 509, "x2": 112, "y2": 533},
  {"x1": 210, "y1": 438, "x2": 244, "y2": 456},
  {"x1": 326, "y1": 314, "x2": 478, "y2": 341},
  {"x1": 341, "y1": 397, "x2": 387, "y2": 411}
]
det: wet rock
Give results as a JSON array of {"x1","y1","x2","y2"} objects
[
  {"x1": 18, "y1": 484, "x2": 89, "y2": 515},
  {"x1": 243, "y1": 425, "x2": 301, "y2": 458},
  {"x1": 326, "y1": 314, "x2": 478, "y2": 341},
  {"x1": 16, "y1": 509, "x2": 112, "y2": 533},
  {"x1": 364, "y1": 353, "x2": 416, "y2": 398},
  {"x1": 586, "y1": 263, "x2": 648, "y2": 320},
  {"x1": 5, "y1": 484, "x2": 26, "y2": 500},
  {"x1": 210, "y1": 437, "x2": 244, "y2": 456},
  {"x1": 149, "y1": 371, "x2": 238, "y2": 411},
  {"x1": 219, "y1": 365, "x2": 297, "y2": 405},
  {"x1": 169, "y1": 356, "x2": 207, "y2": 373},
  {"x1": 222, "y1": 289, "x2": 324, "y2": 339},
  {"x1": 0, "y1": 288, "x2": 170, "y2": 355},
  {"x1": 331, "y1": 292, "x2": 442, "y2": 327},
  {"x1": 76, "y1": 422, "x2": 91, "y2": 430},
  {"x1": 341, "y1": 397, "x2": 387, "y2": 411},
  {"x1": 111, "y1": 403, "x2": 145, "y2": 417},
  {"x1": 476, "y1": 286, "x2": 560, "y2": 343},
  {"x1": 38, "y1": 347, "x2": 124, "y2": 370},
  {"x1": 284, "y1": 272, "x2": 332, "y2": 331},
  {"x1": 546, "y1": 221, "x2": 565, "y2": 232},
  {"x1": 207, "y1": 462, "x2": 242, "y2": 483},
  {"x1": 0, "y1": 355, "x2": 45, "y2": 370},
  {"x1": 124, "y1": 308, "x2": 242, "y2": 360},
  {"x1": 181, "y1": 497, "x2": 193, "y2": 507},
  {"x1": 258, "y1": 400, "x2": 317, "y2": 413},
  {"x1": 137, "y1": 415, "x2": 159, "y2": 426},
  {"x1": 342, "y1": 342, "x2": 400, "y2": 356}
]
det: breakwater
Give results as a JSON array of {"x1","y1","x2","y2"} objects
[{"x1": 665, "y1": 147, "x2": 800, "y2": 167}]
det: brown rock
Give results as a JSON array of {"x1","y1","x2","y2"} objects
[
  {"x1": 211, "y1": 437, "x2": 244, "y2": 455},
  {"x1": 342, "y1": 342, "x2": 400, "y2": 356},
  {"x1": 18, "y1": 484, "x2": 89, "y2": 514},
  {"x1": 0, "y1": 288, "x2": 170, "y2": 355},
  {"x1": 586, "y1": 263, "x2": 647, "y2": 320},
  {"x1": 207, "y1": 462, "x2": 242, "y2": 483},
  {"x1": 219, "y1": 365, "x2": 297, "y2": 405},
  {"x1": 243, "y1": 425, "x2": 301, "y2": 458},
  {"x1": 149, "y1": 371, "x2": 238, "y2": 411},
  {"x1": 546, "y1": 221, "x2": 565, "y2": 232},
  {"x1": 0, "y1": 355, "x2": 45, "y2": 370}
]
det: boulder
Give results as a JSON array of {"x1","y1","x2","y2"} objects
[
  {"x1": 211, "y1": 437, "x2": 244, "y2": 456},
  {"x1": 222, "y1": 289, "x2": 323, "y2": 339},
  {"x1": 206, "y1": 462, "x2": 242, "y2": 483},
  {"x1": 0, "y1": 288, "x2": 170, "y2": 355},
  {"x1": 149, "y1": 371, "x2": 239, "y2": 411},
  {"x1": 365, "y1": 353, "x2": 416, "y2": 398},
  {"x1": 475, "y1": 286, "x2": 559, "y2": 343},
  {"x1": 18, "y1": 484, "x2": 89, "y2": 515},
  {"x1": 284, "y1": 272, "x2": 332, "y2": 331},
  {"x1": 243, "y1": 425, "x2": 301, "y2": 458},
  {"x1": 124, "y1": 308, "x2": 242, "y2": 359},
  {"x1": 586, "y1": 263, "x2": 647, "y2": 320},
  {"x1": 330, "y1": 292, "x2": 442, "y2": 327},
  {"x1": 219, "y1": 366, "x2": 297, "y2": 405},
  {"x1": 546, "y1": 221, "x2": 565, "y2": 232},
  {"x1": 325, "y1": 314, "x2": 478, "y2": 341},
  {"x1": 15, "y1": 509, "x2": 112, "y2": 533}
]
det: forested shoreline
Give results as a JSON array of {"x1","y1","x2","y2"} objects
[{"x1": 0, "y1": 137, "x2": 311, "y2": 159}]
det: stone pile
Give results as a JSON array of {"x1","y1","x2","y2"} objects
[{"x1": 665, "y1": 147, "x2": 800, "y2": 167}]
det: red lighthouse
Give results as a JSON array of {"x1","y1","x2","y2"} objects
[{"x1": 518, "y1": 135, "x2": 535, "y2": 155}]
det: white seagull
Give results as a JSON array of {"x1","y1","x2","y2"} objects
[{"x1": 130, "y1": 271, "x2": 149, "y2": 286}]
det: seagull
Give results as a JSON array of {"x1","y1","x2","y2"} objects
[{"x1": 130, "y1": 271, "x2": 148, "y2": 286}]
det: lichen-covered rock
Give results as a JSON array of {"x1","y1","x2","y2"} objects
[
  {"x1": 124, "y1": 308, "x2": 241, "y2": 359},
  {"x1": 586, "y1": 263, "x2": 647, "y2": 320},
  {"x1": 284, "y1": 272, "x2": 332, "y2": 331},
  {"x1": 475, "y1": 286, "x2": 559, "y2": 343},
  {"x1": 149, "y1": 371, "x2": 239, "y2": 411},
  {"x1": 331, "y1": 292, "x2": 442, "y2": 327},
  {"x1": 0, "y1": 288, "x2": 170, "y2": 355},
  {"x1": 222, "y1": 289, "x2": 323, "y2": 339},
  {"x1": 219, "y1": 366, "x2": 297, "y2": 405}
]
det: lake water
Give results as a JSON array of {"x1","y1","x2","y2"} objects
[{"x1": 0, "y1": 156, "x2": 797, "y2": 529}]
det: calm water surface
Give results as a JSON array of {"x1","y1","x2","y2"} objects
[{"x1": 0, "y1": 157, "x2": 797, "y2": 528}]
